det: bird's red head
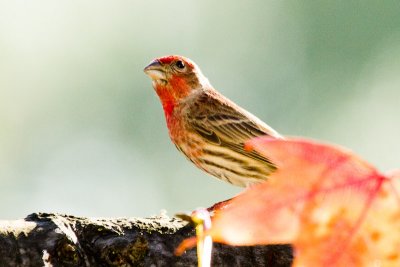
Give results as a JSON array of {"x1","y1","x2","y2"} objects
[{"x1": 144, "y1": 55, "x2": 208, "y2": 117}]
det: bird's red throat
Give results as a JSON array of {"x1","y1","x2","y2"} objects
[{"x1": 154, "y1": 75, "x2": 191, "y2": 119}]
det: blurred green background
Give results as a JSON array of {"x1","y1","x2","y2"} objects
[{"x1": 1, "y1": 1, "x2": 400, "y2": 219}]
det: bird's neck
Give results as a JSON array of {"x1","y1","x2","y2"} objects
[
  {"x1": 155, "y1": 87, "x2": 176, "y2": 119},
  {"x1": 154, "y1": 76, "x2": 193, "y2": 119}
]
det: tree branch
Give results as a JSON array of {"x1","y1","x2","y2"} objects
[{"x1": 0, "y1": 213, "x2": 292, "y2": 266}]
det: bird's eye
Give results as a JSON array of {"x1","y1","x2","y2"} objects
[{"x1": 175, "y1": 60, "x2": 185, "y2": 69}]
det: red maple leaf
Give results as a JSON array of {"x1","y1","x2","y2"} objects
[{"x1": 178, "y1": 137, "x2": 400, "y2": 266}]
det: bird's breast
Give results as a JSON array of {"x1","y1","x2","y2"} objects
[{"x1": 167, "y1": 114, "x2": 204, "y2": 161}]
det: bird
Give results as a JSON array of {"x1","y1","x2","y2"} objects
[{"x1": 144, "y1": 55, "x2": 283, "y2": 187}]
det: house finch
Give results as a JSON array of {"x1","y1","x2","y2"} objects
[{"x1": 144, "y1": 55, "x2": 282, "y2": 187}]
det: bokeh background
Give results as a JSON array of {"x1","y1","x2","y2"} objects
[{"x1": 1, "y1": 1, "x2": 400, "y2": 219}]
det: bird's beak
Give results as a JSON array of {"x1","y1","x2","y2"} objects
[{"x1": 144, "y1": 59, "x2": 166, "y2": 81}]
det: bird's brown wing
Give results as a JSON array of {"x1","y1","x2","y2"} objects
[{"x1": 186, "y1": 91, "x2": 281, "y2": 173}]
